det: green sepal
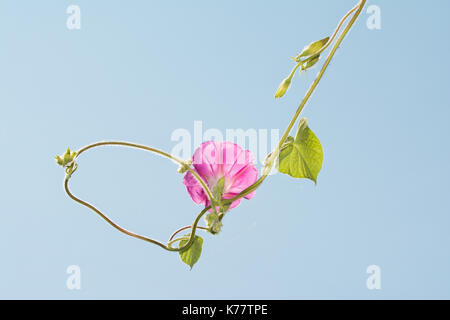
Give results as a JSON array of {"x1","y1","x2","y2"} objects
[
  {"x1": 205, "y1": 212, "x2": 223, "y2": 234},
  {"x1": 214, "y1": 176, "x2": 225, "y2": 201},
  {"x1": 302, "y1": 54, "x2": 320, "y2": 71}
]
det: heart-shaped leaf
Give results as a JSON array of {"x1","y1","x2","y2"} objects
[{"x1": 277, "y1": 118, "x2": 323, "y2": 183}]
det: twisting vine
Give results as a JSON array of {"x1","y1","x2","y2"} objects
[{"x1": 56, "y1": 0, "x2": 367, "y2": 268}]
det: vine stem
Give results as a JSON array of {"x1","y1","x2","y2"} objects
[
  {"x1": 169, "y1": 225, "x2": 209, "y2": 242},
  {"x1": 64, "y1": 177, "x2": 172, "y2": 251},
  {"x1": 64, "y1": 141, "x2": 215, "y2": 252},
  {"x1": 315, "y1": 1, "x2": 361, "y2": 55}
]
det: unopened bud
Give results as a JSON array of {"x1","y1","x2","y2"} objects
[
  {"x1": 275, "y1": 77, "x2": 292, "y2": 99},
  {"x1": 55, "y1": 148, "x2": 77, "y2": 167}
]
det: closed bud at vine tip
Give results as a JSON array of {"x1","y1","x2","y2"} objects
[
  {"x1": 55, "y1": 148, "x2": 77, "y2": 167},
  {"x1": 275, "y1": 77, "x2": 292, "y2": 99}
]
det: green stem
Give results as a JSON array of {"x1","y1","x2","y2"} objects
[
  {"x1": 169, "y1": 225, "x2": 209, "y2": 242},
  {"x1": 64, "y1": 141, "x2": 215, "y2": 252},
  {"x1": 64, "y1": 177, "x2": 168, "y2": 250},
  {"x1": 172, "y1": 206, "x2": 211, "y2": 251},
  {"x1": 314, "y1": 2, "x2": 361, "y2": 55},
  {"x1": 288, "y1": 63, "x2": 302, "y2": 80},
  {"x1": 167, "y1": 236, "x2": 190, "y2": 247}
]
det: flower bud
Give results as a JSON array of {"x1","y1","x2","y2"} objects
[
  {"x1": 296, "y1": 36, "x2": 329, "y2": 60},
  {"x1": 275, "y1": 77, "x2": 292, "y2": 99},
  {"x1": 55, "y1": 148, "x2": 77, "y2": 167}
]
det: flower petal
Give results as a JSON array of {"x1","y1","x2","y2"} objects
[
  {"x1": 192, "y1": 141, "x2": 221, "y2": 180},
  {"x1": 226, "y1": 165, "x2": 258, "y2": 195},
  {"x1": 244, "y1": 190, "x2": 256, "y2": 200},
  {"x1": 221, "y1": 142, "x2": 254, "y2": 178},
  {"x1": 182, "y1": 171, "x2": 208, "y2": 205}
]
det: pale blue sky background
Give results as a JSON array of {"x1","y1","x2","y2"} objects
[{"x1": 1, "y1": 0, "x2": 450, "y2": 299}]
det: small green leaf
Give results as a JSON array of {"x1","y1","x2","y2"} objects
[
  {"x1": 55, "y1": 155, "x2": 64, "y2": 166},
  {"x1": 297, "y1": 37, "x2": 329, "y2": 59},
  {"x1": 277, "y1": 118, "x2": 323, "y2": 183},
  {"x1": 179, "y1": 235, "x2": 203, "y2": 269},
  {"x1": 63, "y1": 148, "x2": 72, "y2": 163}
]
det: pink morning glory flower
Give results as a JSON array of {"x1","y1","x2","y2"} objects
[{"x1": 183, "y1": 141, "x2": 258, "y2": 210}]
